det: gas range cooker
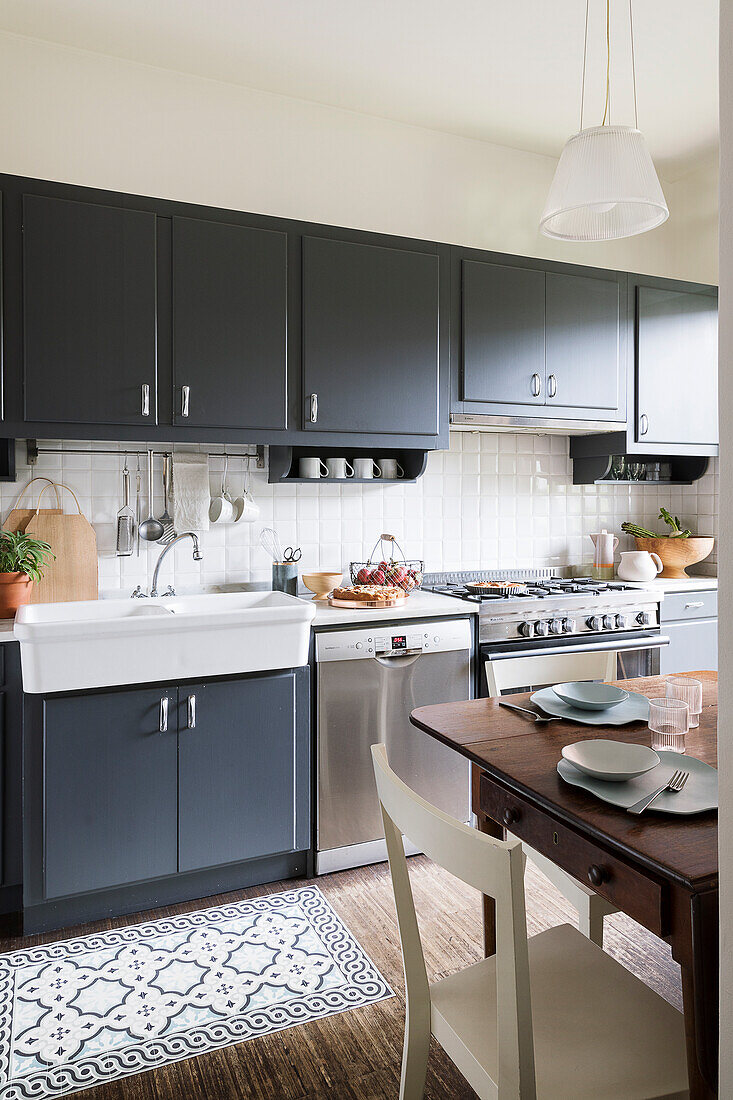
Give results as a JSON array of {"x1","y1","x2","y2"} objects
[{"x1": 423, "y1": 569, "x2": 662, "y2": 646}]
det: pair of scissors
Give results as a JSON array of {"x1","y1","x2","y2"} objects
[{"x1": 284, "y1": 546, "x2": 302, "y2": 562}]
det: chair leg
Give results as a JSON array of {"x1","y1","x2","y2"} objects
[
  {"x1": 578, "y1": 899, "x2": 605, "y2": 947},
  {"x1": 399, "y1": 1003, "x2": 430, "y2": 1100}
]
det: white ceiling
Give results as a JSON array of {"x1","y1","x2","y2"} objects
[{"x1": 0, "y1": 0, "x2": 718, "y2": 179}]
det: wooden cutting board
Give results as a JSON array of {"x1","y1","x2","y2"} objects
[
  {"x1": 25, "y1": 483, "x2": 98, "y2": 604},
  {"x1": 4, "y1": 477, "x2": 63, "y2": 534}
]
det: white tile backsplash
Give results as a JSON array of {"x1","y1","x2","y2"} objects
[{"x1": 1, "y1": 435, "x2": 718, "y2": 596}]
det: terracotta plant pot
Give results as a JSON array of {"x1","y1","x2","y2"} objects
[
  {"x1": 633, "y1": 537, "x2": 714, "y2": 580},
  {"x1": 0, "y1": 571, "x2": 33, "y2": 618}
]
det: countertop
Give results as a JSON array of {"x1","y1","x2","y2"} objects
[
  {"x1": 310, "y1": 589, "x2": 478, "y2": 627},
  {"x1": 628, "y1": 575, "x2": 718, "y2": 594}
]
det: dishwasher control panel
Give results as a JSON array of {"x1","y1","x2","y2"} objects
[{"x1": 316, "y1": 618, "x2": 472, "y2": 662}]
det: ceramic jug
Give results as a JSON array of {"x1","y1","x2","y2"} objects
[
  {"x1": 617, "y1": 550, "x2": 663, "y2": 582},
  {"x1": 589, "y1": 530, "x2": 619, "y2": 581}
]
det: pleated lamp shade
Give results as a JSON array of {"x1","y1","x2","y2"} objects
[{"x1": 540, "y1": 124, "x2": 669, "y2": 241}]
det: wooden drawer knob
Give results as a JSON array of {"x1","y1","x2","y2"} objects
[
  {"x1": 503, "y1": 807, "x2": 520, "y2": 827},
  {"x1": 588, "y1": 864, "x2": 608, "y2": 887}
]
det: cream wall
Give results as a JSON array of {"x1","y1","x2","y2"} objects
[{"x1": 0, "y1": 30, "x2": 718, "y2": 283}]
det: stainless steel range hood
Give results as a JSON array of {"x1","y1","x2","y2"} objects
[{"x1": 450, "y1": 413, "x2": 627, "y2": 435}]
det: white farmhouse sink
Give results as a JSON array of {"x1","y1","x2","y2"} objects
[{"x1": 15, "y1": 591, "x2": 316, "y2": 694}]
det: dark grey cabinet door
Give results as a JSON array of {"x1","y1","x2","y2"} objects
[
  {"x1": 636, "y1": 285, "x2": 718, "y2": 447},
  {"x1": 178, "y1": 670, "x2": 309, "y2": 873},
  {"x1": 302, "y1": 236, "x2": 440, "y2": 434},
  {"x1": 43, "y1": 687, "x2": 177, "y2": 898},
  {"x1": 545, "y1": 272, "x2": 622, "y2": 415},
  {"x1": 22, "y1": 194, "x2": 158, "y2": 426},
  {"x1": 172, "y1": 217, "x2": 288, "y2": 429},
  {"x1": 462, "y1": 260, "x2": 545, "y2": 406}
]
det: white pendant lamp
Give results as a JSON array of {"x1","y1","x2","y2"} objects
[{"x1": 540, "y1": 0, "x2": 668, "y2": 242}]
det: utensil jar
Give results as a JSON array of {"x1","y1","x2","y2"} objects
[{"x1": 272, "y1": 561, "x2": 298, "y2": 596}]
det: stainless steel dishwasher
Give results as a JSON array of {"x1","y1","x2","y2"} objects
[{"x1": 315, "y1": 618, "x2": 472, "y2": 873}]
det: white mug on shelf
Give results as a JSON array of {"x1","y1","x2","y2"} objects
[
  {"x1": 325, "y1": 457, "x2": 354, "y2": 479},
  {"x1": 378, "y1": 458, "x2": 405, "y2": 480},
  {"x1": 353, "y1": 457, "x2": 381, "y2": 479},
  {"x1": 299, "y1": 457, "x2": 329, "y2": 479}
]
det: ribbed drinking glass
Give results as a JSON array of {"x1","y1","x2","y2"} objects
[
  {"x1": 648, "y1": 697, "x2": 689, "y2": 754},
  {"x1": 666, "y1": 676, "x2": 703, "y2": 729}
]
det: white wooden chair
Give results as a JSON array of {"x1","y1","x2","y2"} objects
[
  {"x1": 484, "y1": 649, "x2": 618, "y2": 945},
  {"x1": 371, "y1": 742, "x2": 689, "y2": 1100}
]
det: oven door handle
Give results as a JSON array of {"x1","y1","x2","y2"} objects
[{"x1": 483, "y1": 634, "x2": 670, "y2": 661}]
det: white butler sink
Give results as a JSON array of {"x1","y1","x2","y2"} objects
[{"x1": 15, "y1": 591, "x2": 316, "y2": 694}]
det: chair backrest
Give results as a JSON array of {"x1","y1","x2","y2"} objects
[
  {"x1": 371, "y1": 743, "x2": 537, "y2": 1098},
  {"x1": 485, "y1": 649, "x2": 617, "y2": 698}
]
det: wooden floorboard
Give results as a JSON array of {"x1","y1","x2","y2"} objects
[{"x1": 0, "y1": 857, "x2": 682, "y2": 1099}]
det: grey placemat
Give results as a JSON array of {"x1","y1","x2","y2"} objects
[
  {"x1": 558, "y1": 750, "x2": 718, "y2": 814},
  {"x1": 532, "y1": 685, "x2": 650, "y2": 725}
]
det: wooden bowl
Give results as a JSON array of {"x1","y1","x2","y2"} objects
[
  {"x1": 633, "y1": 536, "x2": 714, "y2": 579},
  {"x1": 302, "y1": 571, "x2": 343, "y2": 601}
]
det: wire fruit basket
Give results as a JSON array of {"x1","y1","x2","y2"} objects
[{"x1": 350, "y1": 534, "x2": 424, "y2": 593}]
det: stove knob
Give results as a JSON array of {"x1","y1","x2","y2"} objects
[
  {"x1": 563, "y1": 618, "x2": 577, "y2": 633},
  {"x1": 518, "y1": 621, "x2": 535, "y2": 638},
  {"x1": 615, "y1": 613, "x2": 629, "y2": 630},
  {"x1": 586, "y1": 615, "x2": 604, "y2": 632},
  {"x1": 534, "y1": 620, "x2": 550, "y2": 637},
  {"x1": 602, "y1": 614, "x2": 616, "y2": 630},
  {"x1": 636, "y1": 610, "x2": 653, "y2": 627},
  {"x1": 549, "y1": 618, "x2": 565, "y2": 635}
]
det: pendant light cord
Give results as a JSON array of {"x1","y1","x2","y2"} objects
[
  {"x1": 629, "y1": 0, "x2": 639, "y2": 128},
  {"x1": 579, "y1": 0, "x2": 590, "y2": 130},
  {"x1": 601, "y1": 0, "x2": 611, "y2": 125}
]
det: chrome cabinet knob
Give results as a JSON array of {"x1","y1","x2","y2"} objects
[
  {"x1": 534, "y1": 620, "x2": 549, "y2": 637},
  {"x1": 549, "y1": 618, "x2": 564, "y2": 635},
  {"x1": 586, "y1": 615, "x2": 603, "y2": 632}
]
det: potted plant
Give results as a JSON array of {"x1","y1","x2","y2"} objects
[
  {"x1": 0, "y1": 529, "x2": 54, "y2": 617},
  {"x1": 621, "y1": 508, "x2": 714, "y2": 579}
]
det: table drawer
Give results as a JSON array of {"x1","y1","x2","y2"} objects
[
  {"x1": 479, "y1": 774, "x2": 667, "y2": 935},
  {"x1": 661, "y1": 590, "x2": 717, "y2": 623}
]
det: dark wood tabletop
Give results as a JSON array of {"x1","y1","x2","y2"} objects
[{"x1": 412, "y1": 673, "x2": 718, "y2": 891}]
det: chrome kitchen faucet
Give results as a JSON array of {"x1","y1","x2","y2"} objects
[{"x1": 132, "y1": 532, "x2": 204, "y2": 598}]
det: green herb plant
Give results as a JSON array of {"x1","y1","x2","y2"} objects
[
  {"x1": 0, "y1": 529, "x2": 55, "y2": 581},
  {"x1": 621, "y1": 507, "x2": 693, "y2": 542}
]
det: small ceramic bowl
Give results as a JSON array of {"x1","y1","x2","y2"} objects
[
  {"x1": 552, "y1": 681, "x2": 629, "y2": 711},
  {"x1": 302, "y1": 571, "x2": 343, "y2": 601},
  {"x1": 561, "y1": 740, "x2": 660, "y2": 783}
]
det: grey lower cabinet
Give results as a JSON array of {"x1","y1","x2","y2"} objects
[
  {"x1": 659, "y1": 589, "x2": 718, "y2": 674},
  {"x1": 0, "y1": 642, "x2": 23, "y2": 915},
  {"x1": 22, "y1": 193, "x2": 159, "y2": 427},
  {"x1": 24, "y1": 667, "x2": 310, "y2": 931},
  {"x1": 301, "y1": 235, "x2": 443, "y2": 435}
]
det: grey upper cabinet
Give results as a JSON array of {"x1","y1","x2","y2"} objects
[
  {"x1": 172, "y1": 216, "x2": 288, "y2": 430},
  {"x1": 43, "y1": 686, "x2": 178, "y2": 899},
  {"x1": 178, "y1": 670, "x2": 309, "y2": 873},
  {"x1": 545, "y1": 272, "x2": 622, "y2": 415},
  {"x1": 462, "y1": 260, "x2": 545, "y2": 406},
  {"x1": 635, "y1": 282, "x2": 718, "y2": 449},
  {"x1": 22, "y1": 194, "x2": 158, "y2": 426},
  {"x1": 455, "y1": 252, "x2": 626, "y2": 425},
  {"x1": 302, "y1": 235, "x2": 442, "y2": 435}
]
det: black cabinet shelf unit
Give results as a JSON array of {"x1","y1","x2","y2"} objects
[
  {"x1": 570, "y1": 434, "x2": 710, "y2": 485},
  {"x1": 268, "y1": 446, "x2": 429, "y2": 484}
]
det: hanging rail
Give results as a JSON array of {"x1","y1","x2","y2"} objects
[{"x1": 25, "y1": 440, "x2": 266, "y2": 468}]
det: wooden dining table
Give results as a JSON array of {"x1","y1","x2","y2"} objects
[{"x1": 410, "y1": 672, "x2": 719, "y2": 1099}]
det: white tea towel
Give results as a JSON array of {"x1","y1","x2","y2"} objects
[{"x1": 171, "y1": 454, "x2": 210, "y2": 532}]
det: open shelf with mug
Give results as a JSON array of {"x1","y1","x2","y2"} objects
[{"x1": 267, "y1": 446, "x2": 429, "y2": 484}]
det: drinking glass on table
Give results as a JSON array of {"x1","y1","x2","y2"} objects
[
  {"x1": 666, "y1": 675, "x2": 703, "y2": 729},
  {"x1": 648, "y1": 697, "x2": 689, "y2": 754}
]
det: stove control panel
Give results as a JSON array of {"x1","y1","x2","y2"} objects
[{"x1": 516, "y1": 607, "x2": 658, "y2": 640}]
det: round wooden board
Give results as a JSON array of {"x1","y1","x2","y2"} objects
[{"x1": 328, "y1": 594, "x2": 409, "y2": 609}]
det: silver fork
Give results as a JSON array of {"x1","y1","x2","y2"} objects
[
  {"x1": 626, "y1": 769, "x2": 689, "y2": 815},
  {"x1": 498, "y1": 701, "x2": 563, "y2": 724}
]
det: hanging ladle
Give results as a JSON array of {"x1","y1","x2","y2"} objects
[{"x1": 139, "y1": 449, "x2": 164, "y2": 542}]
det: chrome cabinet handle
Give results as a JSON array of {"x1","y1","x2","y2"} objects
[
  {"x1": 181, "y1": 385, "x2": 190, "y2": 418},
  {"x1": 309, "y1": 393, "x2": 318, "y2": 423},
  {"x1": 685, "y1": 601, "x2": 704, "y2": 609},
  {"x1": 639, "y1": 413, "x2": 649, "y2": 436},
  {"x1": 547, "y1": 373, "x2": 557, "y2": 398},
  {"x1": 159, "y1": 696, "x2": 169, "y2": 733},
  {"x1": 187, "y1": 694, "x2": 196, "y2": 729},
  {"x1": 141, "y1": 383, "x2": 150, "y2": 417},
  {"x1": 530, "y1": 373, "x2": 542, "y2": 398}
]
